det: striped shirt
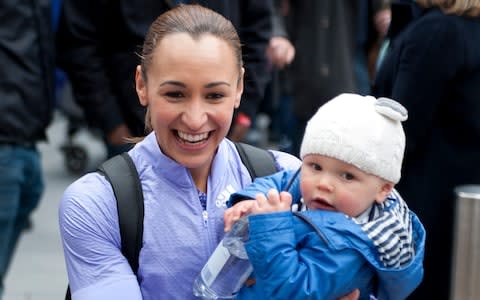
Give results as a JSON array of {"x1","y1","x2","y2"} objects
[{"x1": 354, "y1": 190, "x2": 415, "y2": 268}]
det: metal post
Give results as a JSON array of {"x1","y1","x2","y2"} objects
[{"x1": 450, "y1": 185, "x2": 480, "y2": 300}]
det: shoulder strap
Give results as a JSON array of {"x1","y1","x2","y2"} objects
[
  {"x1": 65, "y1": 153, "x2": 144, "y2": 300},
  {"x1": 97, "y1": 153, "x2": 144, "y2": 275},
  {"x1": 234, "y1": 142, "x2": 277, "y2": 179}
]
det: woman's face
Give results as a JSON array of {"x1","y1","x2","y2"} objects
[{"x1": 136, "y1": 32, "x2": 243, "y2": 173}]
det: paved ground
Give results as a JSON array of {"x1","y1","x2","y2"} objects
[{"x1": 3, "y1": 113, "x2": 106, "y2": 300}]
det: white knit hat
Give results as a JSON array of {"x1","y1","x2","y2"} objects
[{"x1": 299, "y1": 93, "x2": 408, "y2": 183}]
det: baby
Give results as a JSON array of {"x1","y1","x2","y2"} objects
[{"x1": 226, "y1": 93, "x2": 425, "y2": 300}]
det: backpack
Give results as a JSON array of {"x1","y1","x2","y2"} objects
[{"x1": 65, "y1": 142, "x2": 277, "y2": 299}]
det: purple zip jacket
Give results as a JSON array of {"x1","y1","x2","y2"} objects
[{"x1": 59, "y1": 132, "x2": 300, "y2": 300}]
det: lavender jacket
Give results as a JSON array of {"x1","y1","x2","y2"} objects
[{"x1": 59, "y1": 132, "x2": 301, "y2": 300}]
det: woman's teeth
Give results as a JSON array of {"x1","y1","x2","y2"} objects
[{"x1": 177, "y1": 131, "x2": 209, "y2": 143}]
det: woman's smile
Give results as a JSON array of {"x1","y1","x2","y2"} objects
[{"x1": 176, "y1": 130, "x2": 211, "y2": 144}]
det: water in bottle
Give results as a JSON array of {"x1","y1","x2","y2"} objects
[{"x1": 193, "y1": 217, "x2": 252, "y2": 299}]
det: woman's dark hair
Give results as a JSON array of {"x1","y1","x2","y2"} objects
[{"x1": 140, "y1": 4, "x2": 243, "y2": 81}]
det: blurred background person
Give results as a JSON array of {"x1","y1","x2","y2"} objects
[
  {"x1": 372, "y1": 0, "x2": 480, "y2": 299},
  {"x1": 0, "y1": 0, "x2": 55, "y2": 299},
  {"x1": 56, "y1": 0, "x2": 274, "y2": 158},
  {"x1": 253, "y1": 0, "x2": 296, "y2": 152},
  {"x1": 262, "y1": 0, "x2": 391, "y2": 156}
]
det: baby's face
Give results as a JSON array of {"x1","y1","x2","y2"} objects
[{"x1": 300, "y1": 154, "x2": 393, "y2": 217}]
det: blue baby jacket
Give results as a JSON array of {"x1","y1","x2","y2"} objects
[{"x1": 232, "y1": 169, "x2": 425, "y2": 300}]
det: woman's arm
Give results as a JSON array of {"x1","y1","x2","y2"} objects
[{"x1": 59, "y1": 174, "x2": 142, "y2": 299}]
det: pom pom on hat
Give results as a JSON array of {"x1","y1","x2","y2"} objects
[{"x1": 299, "y1": 93, "x2": 407, "y2": 183}]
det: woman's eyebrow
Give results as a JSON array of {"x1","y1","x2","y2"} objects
[
  {"x1": 159, "y1": 80, "x2": 186, "y2": 87},
  {"x1": 205, "y1": 81, "x2": 230, "y2": 88},
  {"x1": 159, "y1": 81, "x2": 230, "y2": 88}
]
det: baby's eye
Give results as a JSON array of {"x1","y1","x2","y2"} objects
[
  {"x1": 206, "y1": 93, "x2": 224, "y2": 100},
  {"x1": 342, "y1": 172, "x2": 355, "y2": 180},
  {"x1": 165, "y1": 91, "x2": 184, "y2": 98},
  {"x1": 310, "y1": 163, "x2": 322, "y2": 171}
]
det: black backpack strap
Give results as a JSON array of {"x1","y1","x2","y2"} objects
[
  {"x1": 65, "y1": 153, "x2": 144, "y2": 300},
  {"x1": 65, "y1": 287, "x2": 71, "y2": 300},
  {"x1": 97, "y1": 153, "x2": 144, "y2": 275},
  {"x1": 234, "y1": 142, "x2": 277, "y2": 179}
]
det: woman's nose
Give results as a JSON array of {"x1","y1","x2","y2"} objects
[{"x1": 181, "y1": 100, "x2": 208, "y2": 130}]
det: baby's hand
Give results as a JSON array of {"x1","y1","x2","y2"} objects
[
  {"x1": 251, "y1": 189, "x2": 292, "y2": 215},
  {"x1": 224, "y1": 200, "x2": 256, "y2": 232}
]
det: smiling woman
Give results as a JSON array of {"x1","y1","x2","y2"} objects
[
  {"x1": 58, "y1": 4, "x2": 302, "y2": 300},
  {"x1": 135, "y1": 33, "x2": 244, "y2": 189}
]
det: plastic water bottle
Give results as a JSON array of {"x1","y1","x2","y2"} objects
[{"x1": 193, "y1": 217, "x2": 252, "y2": 299}]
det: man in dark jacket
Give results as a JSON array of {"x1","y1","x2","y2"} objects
[
  {"x1": 0, "y1": 0, "x2": 55, "y2": 298},
  {"x1": 56, "y1": 0, "x2": 273, "y2": 157}
]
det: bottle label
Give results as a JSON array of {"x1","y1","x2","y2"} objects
[{"x1": 200, "y1": 243, "x2": 232, "y2": 287}]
